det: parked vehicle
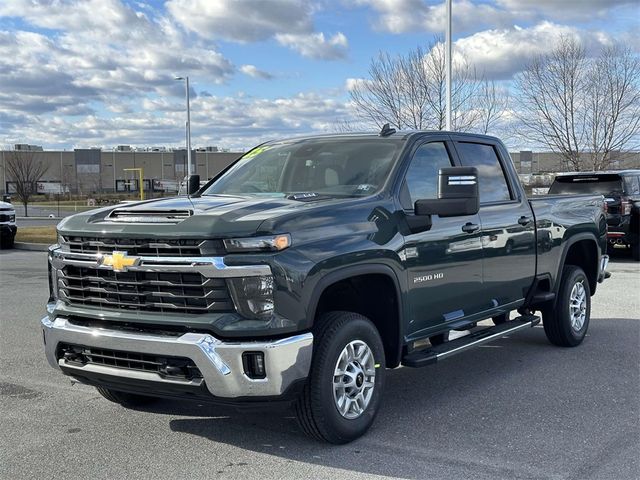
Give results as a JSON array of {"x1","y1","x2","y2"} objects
[
  {"x1": 0, "y1": 201, "x2": 17, "y2": 248},
  {"x1": 549, "y1": 170, "x2": 640, "y2": 260},
  {"x1": 42, "y1": 130, "x2": 609, "y2": 443}
]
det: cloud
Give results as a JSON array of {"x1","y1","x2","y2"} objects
[
  {"x1": 352, "y1": 0, "x2": 634, "y2": 34},
  {"x1": 275, "y1": 32, "x2": 348, "y2": 60},
  {"x1": 0, "y1": 0, "x2": 235, "y2": 121},
  {"x1": 496, "y1": 0, "x2": 638, "y2": 20},
  {"x1": 167, "y1": 0, "x2": 348, "y2": 60},
  {"x1": 453, "y1": 22, "x2": 613, "y2": 79},
  {"x1": 166, "y1": 0, "x2": 313, "y2": 43},
  {"x1": 240, "y1": 65, "x2": 274, "y2": 80},
  {"x1": 3, "y1": 92, "x2": 351, "y2": 150},
  {"x1": 352, "y1": 0, "x2": 519, "y2": 35}
]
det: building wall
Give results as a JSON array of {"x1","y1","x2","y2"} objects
[
  {"x1": 511, "y1": 151, "x2": 640, "y2": 173},
  {"x1": 2, "y1": 147, "x2": 638, "y2": 195},
  {"x1": 0, "y1": 150, "x2": 241, "y2": 194}
]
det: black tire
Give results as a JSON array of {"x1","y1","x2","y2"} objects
[
  {"x1": 0, "y1": 235, "x2": 14, "y2": 249},
  {"x1": 295, "y1": 311, "x2": 386, "y2": 444},
  {"x1": 632, "y1": 242, "x2": 640, "y2": 261},
  {"x1": 96, "y1": 386, "x2": 157, "y2": 407},
  {"x1": 505, "y1": 240, "x2": 513, "y2": 255},
  {"x1": 542, "y1": 265, "x2": 591, "y2": 347},
  {"x1": 429, "y1": 332, "x2": 449, "y2": 345},
  {"x1": 492, "y1": 312, "x2": 510, "y2": 325}
]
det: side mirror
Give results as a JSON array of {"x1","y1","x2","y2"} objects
[
  {"x1": 186, "y1": 174, "x2": 200, "y2": 195},
  {"x1": 414, "y1": 167, "x2": 479, "y2": 217}
]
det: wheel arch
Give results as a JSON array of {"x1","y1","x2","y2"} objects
[
  {"x1": 556, "y1": 234, "x2": 600, "y2": 296},
  {"x1": 307, "y1": 264, "x2": 404, "y2": 368}
]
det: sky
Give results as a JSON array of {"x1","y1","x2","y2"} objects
[{"x1": 0, "y1": 0, "x2": 638, "y2": 151}]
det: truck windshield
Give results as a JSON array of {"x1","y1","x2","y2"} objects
[
  {"x1": 549, "y1": 175, "x2": 624, "y2": 195},
  {"x1": 202, "y1": 137, "x2": 404, "y2": 197}
]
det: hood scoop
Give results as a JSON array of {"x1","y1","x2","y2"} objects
[{"x1": 106, "y1": 208, "x2": 193, "y2": 223}]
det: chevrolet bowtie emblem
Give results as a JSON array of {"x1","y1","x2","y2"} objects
[{"x1": 100, "y1": 251, "x2": 139, "y2": 272}]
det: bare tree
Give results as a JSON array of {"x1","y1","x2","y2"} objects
[
  {"x1": 5, "y1": 150, "x2": 49, "y2": 217},
  {"x1": 586, "y1": 44, "x2": 640, "y2": 170},
  {"x1": 349, "y1": 37, "x2": 506, "y2": 133},
  {"x1": 476, "y1": 79, "x2": 510, "y2": 135},
  {"x1": 515, "y1": 37, "x2": 640, "y2": 171},
  {"x1": 349, "y1": 51, "x2": 407, "y2": 129}
]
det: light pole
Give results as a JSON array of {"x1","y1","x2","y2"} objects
[
  {"x1": 175, "y1": 76, "x2": 192, "y2": 177},
  {"x1": 124, "y1": 168, "x2": 144, "y2": 201},
  {"x1": 445, "y1": 0, "x2": 452, "y2": 131}
]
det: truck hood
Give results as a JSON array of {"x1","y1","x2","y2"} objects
[{"x1": 56, "y1": 194, "x2": 372, "y2": 239}]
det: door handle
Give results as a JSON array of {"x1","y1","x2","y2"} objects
[
  {"x1": 518, "y1": 216, "x2": 532, "y2": 226},
  {"x1": 461, "y1": 222, "x2": 480, "y2": 233}
]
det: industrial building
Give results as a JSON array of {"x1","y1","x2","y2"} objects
[
  {"x1": 1, "y1": 145, "x2": 638, "y2": 196},
  {"x1": 0, "y1": 147, "x2": 241, "y2": 195}
]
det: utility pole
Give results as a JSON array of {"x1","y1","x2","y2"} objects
[
  {"x1": 175, "y1": 76, "x2": 192, "y2": 177},
  {"x1": 445, "y1": 0, "x2": 452, "y2": 131}
]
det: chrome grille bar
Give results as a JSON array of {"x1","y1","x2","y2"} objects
[{"x1": 51, "y1": 250, "x2": 271, "y2": 278}]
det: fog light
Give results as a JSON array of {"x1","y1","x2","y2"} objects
[{"x1": 242, "y1": 352, "x2": 266, "y2": 379}]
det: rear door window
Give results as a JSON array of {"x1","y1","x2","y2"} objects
[
  {"x1": 623, "y1": 176, "x2": 640, "y2": 195},
  {"x1": 549, "y1": 175, "x2": 624, "y2": 195},
  {"x1": 454, "y1": 142, "x2": 512, "y2": 203}
]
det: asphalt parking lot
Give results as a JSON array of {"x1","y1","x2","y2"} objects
[{"x1": 0, "y1": 249, "x2": 638, "y2": 480}]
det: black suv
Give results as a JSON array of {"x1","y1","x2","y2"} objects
[{"x1": 549, "y1": 170, "x2": 640, "y2": 260}]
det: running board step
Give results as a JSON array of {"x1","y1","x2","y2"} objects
[{"x1": 402, "y1": 315, "x2": 540, "y2": 368}]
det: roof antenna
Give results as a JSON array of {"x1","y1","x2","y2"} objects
[{"x1": 379, "y1": 123, "x2": 396, "y2": 137}]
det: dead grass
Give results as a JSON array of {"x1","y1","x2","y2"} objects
[{"x1": 15, "y1": 226, "x2": 57, "y2": 244}]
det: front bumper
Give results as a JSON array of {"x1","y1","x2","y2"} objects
[{"x1": 41, "y1": 315, "x2": 313, "y2": 399}]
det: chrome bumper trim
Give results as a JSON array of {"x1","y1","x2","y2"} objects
[
  {"x1": 42, "y1": 316, "x2": 313, "y2": 398},
  {"x1": 49, "y1": 247, "x2": 271, "y2": 278}
]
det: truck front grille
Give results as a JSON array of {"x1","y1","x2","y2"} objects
[
  {"x1": 57, "y1": 343, "x2": 202, "y2": 380},
  {"x1": 62, "y1": 236, "x2": 224, "y2": 257},
  {"x1": 58, "y1": 265, "x2": 234, "y2": 315}
]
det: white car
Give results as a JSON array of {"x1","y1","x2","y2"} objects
[{"x1": 0, "y1": 201, "x2": 17, "y2": 248}]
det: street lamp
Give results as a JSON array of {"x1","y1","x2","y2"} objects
[
  {"x1": 175, "y1": 76, "x2": 192, "y2": 177},
  {"x1": 445, "y1": 0, "x2": 452, "y2": 131}
]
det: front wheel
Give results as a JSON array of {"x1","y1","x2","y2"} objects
[
  {"x1": 542, "y1": 265, "x2": 591, "y2": 347},
  {"x1": 0, "y1": 235, "x2": 14, "y2": 249},
  {"x1": 295, "y1": 311, "x2": 385, "y2": 444}
]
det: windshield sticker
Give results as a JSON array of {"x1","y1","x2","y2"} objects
[{"x1": 243, "y1": 146, "x2": 272, "y2": 159}]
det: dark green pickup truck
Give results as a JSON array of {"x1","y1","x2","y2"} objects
[{"x1": 43, "y1": 131, "x2": 609, "y2": 443}]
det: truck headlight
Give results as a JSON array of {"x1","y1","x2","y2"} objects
[
  {"x1": 227, "y1": 275, "x2": 274, "y2": 320},
  {"x1": 224, "y1": 234, "x2": 290, "y2": 253}
]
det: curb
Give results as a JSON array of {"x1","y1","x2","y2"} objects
[{"x1": 14, "y1": 242, "x2": 50, "y2": 252}]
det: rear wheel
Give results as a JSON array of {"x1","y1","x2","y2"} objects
[
  {"x1": 542, "y1": 265, "x2": 591, "y2": 347},
  {"x1": 295, "y1": 311, "x2": 385, "y2": 444},
  {"x1": 632, "y1": 242, "x2": 640, "y2": 261},
  {"x1": 96, "y1": 387, "x2": 158, "y2": 407}
]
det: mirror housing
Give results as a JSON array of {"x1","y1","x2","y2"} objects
[
  {"x1": 186, "y1": 174, "x2": 200, "y2": 195},
  {"x1": 414, "y1": 167, "x2": 479, "y2": 217}
]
